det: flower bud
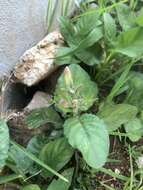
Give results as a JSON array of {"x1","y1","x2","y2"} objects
[{"x1": 64, "y1": 66, "x2": 73, "y2": 88}]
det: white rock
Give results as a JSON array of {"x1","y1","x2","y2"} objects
[
  {"x1": 25, "y1": 91, "x2": 52, "y2": 111},
  {"x1": 14, "y1": 31, "x2": 64, "y2": 86}
]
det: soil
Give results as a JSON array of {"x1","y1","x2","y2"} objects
[{"x1": 94, "y1": 138, "x2": 130, "y2": 190}]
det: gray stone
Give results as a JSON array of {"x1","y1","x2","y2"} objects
[{"x1": 0, "y1": 0, "x2": 48, "y2": 77}]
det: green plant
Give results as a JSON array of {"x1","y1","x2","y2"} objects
[{"x1": 1, "y1": 0, "x2": 143, "y2": 189}]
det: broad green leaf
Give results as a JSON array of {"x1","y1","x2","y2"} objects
[
  {"x1": 140, "y1": 110, "x2": 143, "y2": 123},
  {"x1": 47, "y1": 168, "x2": 74, "y2": 190},
  {"x1": 39, "y1": 138, "x2": 74, "y2": 177},
  {"x1": 64, "y1": 114, "x2": 109, "y2": 168},
  {"x1": 125, "y1": 118, "x2": 143, "y2": 142},
  {"x1": 136, "y1": 9, "x2": 143, "y2": 26},
  {"x1": 127, "y1": 72, "x2": 143, "y2": 90},
  {"x1": 8, "y1": 145, "x2": 33, "y2": 173},
  {"x1": 26, "y1": 135, "x2": 49, "y2": 175},
  {"x1": 55, "y1": 47, "x2": 80, "y2": 66},
  {"x1": 76, "y1": 10, "x2": 101, "y2": 35},
  {"x1": 60, "y1": 8, "x2": 101, "y2": 44},
  {"x1": 54, "y1": 64, "x2": 98, "y2": 114},
  {"x1": 126, "y1": 71, "x2": 143, "y2": 110},
  {"x1": 98, "y1": 104, "x2": 138, "y2": 132},
  {"x1": 103, "y1": 12, "x2": 117, "y2": 41},
  {"x1": 25, "y1": 107, "x2": 63, "y2": 129},
  {"x1": 74, "y1": 26, "x2": 103, "y2": 50},
  {"x1": 10, "y1": 140, "x2": 68, "y2": 182},
  {"x1": 56, "y1": 26, "x2": 103, "y2": 60},
  {"x1": 59, "y1": 17, "x2": 103, "y2": 61},
  {"x1": 115, "y1": 27, "x2": 143, "y2": 58},
  {"x1": 20, "y1": 184, "x2": 41, "y2": 190},
  {"x1": 0, "y1": 120, "x2": 9, "y2": 171},
  {"x1": 59, "y1": 17, "x2": 76, "y2": 45},
  {"x1": 75, "y1": 43, "x2": 103, "y2": 66},
  {"x1": 116, "y1": 3, "x2": 136, "y2": 31},
  {"x1": 27, "y1": 135, "x2": 49, "y2": 157}
]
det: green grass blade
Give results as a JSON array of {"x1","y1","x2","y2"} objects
[
  {"x1": 99, "y1": 167, "x2": 129, "y2": 181},
  {"x1": 129, "y1": 146, "x2": 134, "y2": 190},
  {"x1": 107, "y1": 159, "x2": 121, "y2": 163},
  {"x1": 100, "y1": 182, "x2": 115, "y2": 190},
  {"x1": 110, "y1": 132, "x2": 129, "y2": 137},
  {"x1": 10, "y1": 140, "x2": 68, "y2": 183},
  {"x1": 0, "y1": 174, "x2": 23, "y2": 184},
  {"x1": 46, "y1": 0, "x2": 57, "y2": 32},
  {"x1": 61, "y1": 0, "x2": 73, "y2": 17},
  {"x1": 107, "y1": 62, "x2": 133, "y2": 102},
  {"x1": 72, "y1": 0, "x2": 129, "y2": 21}
]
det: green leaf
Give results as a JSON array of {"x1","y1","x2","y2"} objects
[
  {"x1": 64, "y1": 114, "x2": 109, "y2": 168},
  {"x1": 126, "y1": 71, "x2": 143, "y2": 110},
  {"x1": 56, "y1": 26, "x2": 103, "y2": 60},
  {"x1": 47, "y1": 168, "x2": 74, "y2": 190},
  {"x1": 8, "y1": 145, "x2": 33, "y2": 174},
  {"x1": 27, "y1": 135, "x2": 49, "y2": 157},
  {"x1": 59, "y1": 17, "x2": 103, "y2": 60},
  {"x1": 140, "y1": 110, "x2": 143, "y2": 123},
  {"x1": 136, "y1": 8, "x2": 143, "y2": 26},
  {"x1": 61, "y1": 0, "x2": 74, "y2": 17},
  {"x1": 98, "y1": 103, "x2": 138, "y2": 132},
  {"x1": 60, "y1": 11, "x2": 101, "y2": 44},
  {"x1": 0, "y1": 119, "x2": 9, "y2": 171},
  {"x1": 46, "y1": 0, "x2": 57, "y2": 32},
  {"x1": 76, "y1": 10, "x2": 101, "y2": 35},
  {"x1": 39, "y1": 138, "x2": 74, "y2": 177},
  {"x1": 10, "y1": 140, "x2": 68, "y2": 182},
  {"x1": 25, "y1": 107, "x2": 63, "y2": 129},
  {"x1": 107, "y1": 62, "x2": 133, "y2": 102},
  {"x1": 59, "y1": 17, "x2": 76, "y2": 45},
  {"x1": 125, "y1": 118, "x2": 143, "y2": 142},
  {"x1": 55, "y1": 47, "x2": 80, "y2": 66},
  {"x1": 26, "y1": 135, "x2": 50, "y2": 175},
  {"x1": 54, "y1": 64, "x2": 98, "y2": 114},
  {"x1": 75, "y1": 44, "x2": 103, "y2": 66},
  {"x1": 116, "y1": 3, "x2": 136, "y2": 31},
  {"x1": 103, "y1": 12, "x2": 117, "y2": 41},
  {"x1": 74, "y1": 26, "x2": 103, "y2": 50},
  {"x1": 115, "y1": 27, "x2": 143, "y2": 58},
  {"x1": 20, "y1": 184, "x2": 41, "y2": 190},
  {"x1": 46, "y1": 0, "x2": 74, "y2": 32}
]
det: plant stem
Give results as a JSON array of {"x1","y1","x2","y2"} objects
[{"x1": 129, "y1": 146, "x2": 134, "y2": 190}]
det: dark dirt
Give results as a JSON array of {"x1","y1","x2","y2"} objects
[{"x1": 93, "y1": 138, "x2": 130, "y2": 190}]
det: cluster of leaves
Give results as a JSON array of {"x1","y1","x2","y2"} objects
[{"x1": 1, "y1": 0, "x2": 143, "y2": 189}]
